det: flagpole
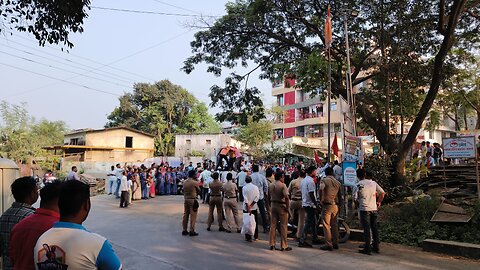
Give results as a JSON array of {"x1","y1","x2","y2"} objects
[{"x1": 327, "y1": 47, "x2": 332, "y2": 161}]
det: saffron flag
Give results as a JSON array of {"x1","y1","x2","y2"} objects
[
  {"x1": 314, "y1": 150, "x2": 322, "y2": 164},
  {"x1": 324, "y1": 4, "x2": 333, "y2": 48},
  {"x1": 332, "y1": 133, "x2": 339, "y2": 157}
]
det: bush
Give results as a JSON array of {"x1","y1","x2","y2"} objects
[{"x1": 380, "y1": 198, "x2": 480, "y2": 246}]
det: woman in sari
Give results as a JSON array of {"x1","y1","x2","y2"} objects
[
  {"x1": 132, "y1": 168, "x2": 142, "y2": 200},
  {"x1": 148, "y1": 168, "x2": 156, "y2": 198}
]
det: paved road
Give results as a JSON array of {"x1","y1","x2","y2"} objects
[{"x1": 84, "y1": 195, "x2": 479, "y2": 270}]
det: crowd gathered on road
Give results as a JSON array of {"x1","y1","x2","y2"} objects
[{"x1": 0, "y1": 146, "x2": 386, "y2": 270}]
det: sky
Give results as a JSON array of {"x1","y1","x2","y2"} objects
[{"x1": 0, "y1": 0, "x2": 272, "y2": 130}]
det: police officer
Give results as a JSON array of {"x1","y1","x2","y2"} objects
[
  {"x1": 207, "y1": 172, "x2": 226, "y2": 231},
  {"x1": 222, "y1": 173, "x2": 242, "y2": 233},
  {"x1": 268, "y1": 171, "x2": 291, "y2": 251},
  {"x1": 319, "y1": 167, "x2": 342, "y2": 251},
  {"x1": 182, "y1": 170, "x2": 201, "y2": 236},
  {"x1": 288, "y1": 170, "x2": 305, "y2": 239}
]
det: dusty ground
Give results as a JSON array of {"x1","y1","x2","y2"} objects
[{"x1": 83, "y1": 195, "x2": 480, "y2": 270}]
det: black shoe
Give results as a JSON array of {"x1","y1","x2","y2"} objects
[
  {"x1": 358, "y1": 244, "x2": 366, "y2": 248},
  {"x1": 225, "y1": 230, "x2": 232, "y2": 233},
  {"x1": 333, "y1": 245, "x2": 339, "y2": 250},
  {"x1": 298, "y1": 242, "x2": 312, "y2": 248},
  {"x1": 237, "y1": 229, "x2": 241, "y2": 233},
  {"x1": 219, "y1": 227, "x2": 226, "y2": 232},
  {"x1": 207, "y1": 227, "x2": 211, "y2": 231},
  {"x1": 359, "y1": 249, "x2": 372, "y2": 255},
  {"x1": 182, "y1": 231, "x2": 189, "y2": 236},
  {"x1": 320, "y1": 245, "x2": 333, "y2": 251},
  {"x1": 246, "y1": 238, "x2": 253, "y2": 242},
  {"x1": 281, "y1": 247, "x2": 292, "y2": 251},
  {"x1": 189, "y1": 232, "x2": 199, "y2": 237},
  {"x1": 269, "y1": 246, "x2": 276, "y2": 250},
  {"x1": 372, "y1": 247, "x2": 380, "y2": 253}
]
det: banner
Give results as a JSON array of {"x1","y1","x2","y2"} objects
[
  {"x1": 344, "y1": 136, "x2": 362, "y2": 162},
  {"x1": 342, "y1": 161, "x2": 357, "y2": 187},
  {"x1": 443, "y1": 137, "x2": 476, "y2": 158}
]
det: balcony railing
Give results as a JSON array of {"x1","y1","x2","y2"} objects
[{"x1": 296, "y1": 112, "x2": 324, "y2": 121}]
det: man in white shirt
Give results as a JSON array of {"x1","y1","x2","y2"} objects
[
  {"x1": 242, "y1": 176, "x2": 259, "y2": 242},
  {"x1": 332, "y1": 160, "x2": 342, "y2": 181},
  {"x1": 236, "y1": 168, "x2": 247, "y2": 202},
  {"x1": 299, "y1": 166, "x2": 321, "y2": 247},
  {"x1": 114, "y1": 164, "x2": 124, "y2": 199},
  {"x1": 199, "y1": 169, "x2": 212, "y2": 204},
  {"x1": 353, "y1": 169, "x2": 385, "y2": 255},
  {"x1": 107, "y1": 166, "x2": 116, "y2": 195},
  {"x1": 66, "y1": 166, "x2": 80, "y2": 181},
  {"x1": 250, "y1": 164, "x2": 270, "y2": 233},
  {"x1": 119, "y1": 171, "x2": 129, "y2": 208}
]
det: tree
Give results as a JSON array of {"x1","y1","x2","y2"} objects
[
  {"x1": 106, "y1": 80, "x2": 221, "y2": 156},
  {"x1": 237, "y1": 117, "x2": 272, "y2": 158},
  {"x1": 0, "y1": 101, "x2": 68, "y2": 170},
  {"x1": 1, "y1": 0, "x2": 91, "y2": 48},
  {"x1": 184, "y1": 0, "x2": 480, "y2": 186}
]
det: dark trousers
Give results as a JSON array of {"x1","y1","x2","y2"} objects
[
  {"x1": 202, "y1": 188, "x2": 209, "y2": 203},
  {"x1": 360, "y1": 210, "x2": 379, "y2": 251},
  {"x1": 239, "y1": 186, "x2": 244, "y2": 202},
  {"x1": 245, "y1": 210, "x2": 259, "y2": 240},
  {"x1": 257, "y1": 199, "x2": 269, "y2": 231},
  {"x1": 300, "y1": 206, "x2": 318, "y2": 243},
  {"x1": 120, "y1": 191, "x2": 129, "y2": 208},
  {"x1": 115, "y1": 178, "x2": 121, "y2": 198}
]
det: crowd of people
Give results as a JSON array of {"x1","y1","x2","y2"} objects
[
  {"x1": 180, "y1": 158, "x2": 386, "y2": 255},
  {"x1": 0, "y1": 177, "x2": 121, "y2": 270}
]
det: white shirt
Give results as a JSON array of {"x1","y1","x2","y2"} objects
[
  {"x1": 301, "y1": 176, "x2": 317, "y2": 208},
  {"x1": 66, "y1": 171, "x2": 80, "y2": 181},
  {"x1": 119, "y1": 176, "x2": 128, "y2": 192},
  {"x1": 242, "y1": 183, "x2": 259, "y2": 211},
  {"x1": 114, "y1": 168, "x2": 124, "y2": 179},
  {"x1": 251, "y1": 172, "x2": 268, "y2": 200},
  {"x1": 333, "y1": 164, "x2": 342, "y2": 181},
  {"x1": 353, "y1": 179, "x2": 385, "y2": 211},
  {"x1": 107, "y1": 170, "x2": 116, "y2": 182},
  {"x1": 236, "y1": 171, "x2": 247, "y2": 187}
]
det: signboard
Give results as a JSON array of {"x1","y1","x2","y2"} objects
[
  {"x1": 442, "y1": 136, "x2": 476, "y2": 158},
  {"x1": 344, "y1": 136, "x2": 362, "y2": 162},
  {"x1": 342, "y1": 161, "x2": 357, "y2": 187},
  {"x1": 373, "y1": 145, "x2": 380, "y2": 155}
]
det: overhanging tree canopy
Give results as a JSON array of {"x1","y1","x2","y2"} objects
[{"x1": 184, "y1": 0, "x2": 480, "y2": 185}]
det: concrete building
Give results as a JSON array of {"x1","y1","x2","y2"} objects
[
  {"x1": 175, "y1": 133, "x2": 243, "y2": 161},
  {"x1": 45, "y1": 127, "x2": 154, "y2": 177},
  {"x1": 272, "y1": 77, "x2": 347, "y2": 140}
]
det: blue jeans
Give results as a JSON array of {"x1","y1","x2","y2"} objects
[
  {"x1": 360, "y1": 210, "x2": 379, "y2": 251},
  {"x1": 115, "y1": 179, "x2": 121, "y2": 198},
  {"x1": 141, "y1": 183, "x2": 149, "y2": 199},
  {"x1": 109, "y1": 179, "x2": 115, "y2": 194},
  {"x1": 300, "y1": 206, "x2": 318, "y2": 243},
  {"x1": 171, "y1": 182, "x2": 177, "y2": 195}
]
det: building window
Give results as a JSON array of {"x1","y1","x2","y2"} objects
[
  {"x1": 125, "y1": 136, "x2": 133, "y2": 148},
  {"x1": 331, "y1": 102, "x2": 337, "y2": 111},
  {"x1": 69, "y1": 138, "x2": 79, "y2": 145},
  {"x1": 276, "y1": 95, "x2": 284, "y2": 107},
  {"x1": 206, "y1": 140, "x2": 212, "y2": 145},
  {"x1": 429, "y1": 131, "x2": 434, "y2": 140},
  {"x1": 186, "y1": 139, "x2": 191, "y2": 144}
]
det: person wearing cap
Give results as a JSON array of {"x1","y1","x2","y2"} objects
[{"x1": 222, "y1": 173, "x2": 241, "y2": 233}]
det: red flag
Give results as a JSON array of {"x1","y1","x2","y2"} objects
[
  {"x1": 332, "y1": 133, "x2": 339, "y2": 157},
  {"x1": 314, "y1": 150, "x2": 322, "y2": 164},
  {"x1": 324, "y1": 4, "x2": 333, "y2": 48}
]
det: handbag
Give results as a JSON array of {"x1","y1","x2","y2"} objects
[{"x1": 241, "y1": 212, "x2": 256, "y2": 235}]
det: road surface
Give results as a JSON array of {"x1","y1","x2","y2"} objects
[{"x1": 84, "y1": 195, "x2": 480, "y2": 270}]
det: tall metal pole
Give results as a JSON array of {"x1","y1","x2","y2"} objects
[
  {"x1": 327, "y1": 47, "x2": 332, "y2": 161},
  {"x1": 344, "y1": 18, "x2": 356, "y2": 136}
]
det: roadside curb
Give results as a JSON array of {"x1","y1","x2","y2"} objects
[{"x1": 422, "y1": 239, "x2": 480, "y2": 260}]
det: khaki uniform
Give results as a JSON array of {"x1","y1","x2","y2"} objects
[
  {"x1": 207, "y1": 180, "x2": 224, "y2": 229},
  {"x1": 222, "y1": 181, "x2": 241, "y2": 231},
  {"x1": 320, "y1": 176, "x2": 342, "y2": 248},
  {"x1": 265, "y1": 176, "x2": 274, "y2": 221},
  {"x1": 288, "y1": 177, "x2": 305, "y2": 239},
  {"x1": 183, "y1": 178, "x2": 201, "y2": 232},
  {"x1": 268, "y1": 181, "x2": 289, "y2": 249}
]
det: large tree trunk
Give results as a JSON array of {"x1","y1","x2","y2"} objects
[
  {"x1": 392, "y1": 152, "x2": 408, "y2": 187},
  {"x1": 476, "y1": 110, "x2": 480, "y2": 129}
]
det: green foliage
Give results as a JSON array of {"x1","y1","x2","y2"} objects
[
  {"x1": 381, "y1": 198, "x2": 480, "y2": 246},
  {"x1": 188, "y1": 150, "x2": 205, "y2": 157},
  {"x1": 0, "y1": 0, "x2": 91, "y2": 48},
  {"x1": 425, "y1": 110, "x2": 441, "y2": 132},
  {"x1": 237, "y1": 117, "x2": 272, "y2": 158},
  {"x1": 106, "y1": 80, "x2": 220, "y2": 156},
  {"x1": 0, "y1": 101, "x2": 68, "y2": 170}
]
